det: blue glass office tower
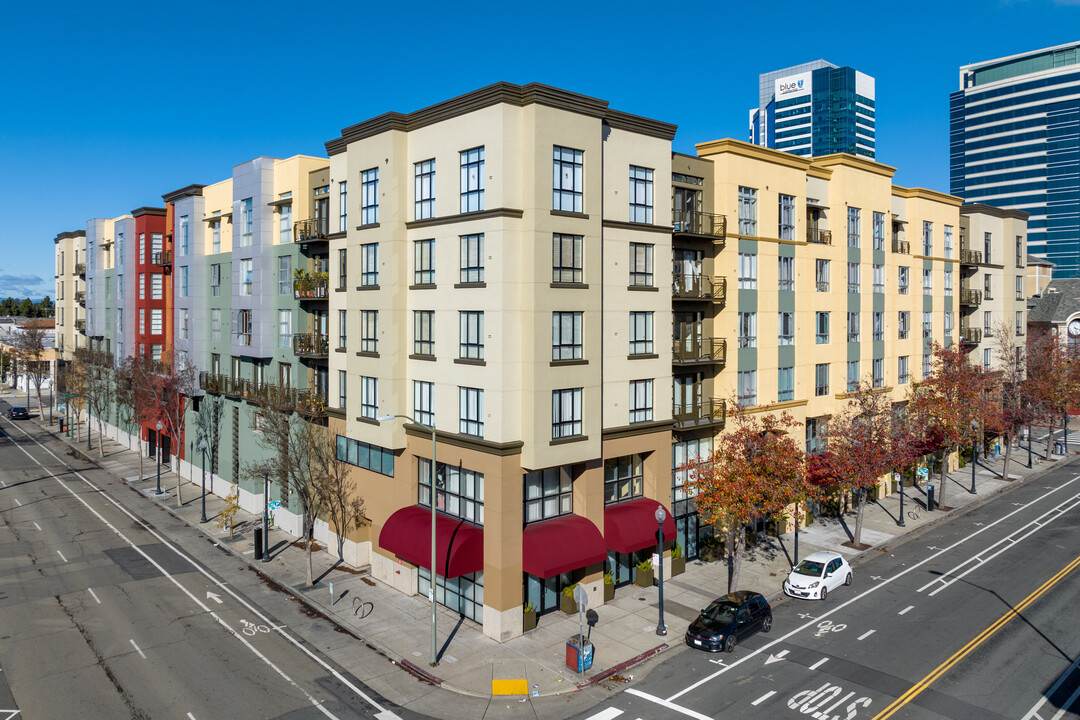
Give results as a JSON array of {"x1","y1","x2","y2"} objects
[
  {"x1": 950, "y1": 42, "x2": 1080, "y2": 278},
  {"x1": 750, "y1": 60, "x2": 876, "y2": 159}
]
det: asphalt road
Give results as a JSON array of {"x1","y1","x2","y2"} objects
[
  {"x1": 0, "y1": 409, "x2": 406, "y2": 719},
  {"x1": 579, "y1": 459, "x2": 1080, "y2": 720}
]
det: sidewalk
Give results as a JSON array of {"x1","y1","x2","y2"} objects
[{"x1": 19, "y1": 400, "x2": 1080, "y2": 718}]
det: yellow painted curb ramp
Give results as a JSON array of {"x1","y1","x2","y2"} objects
[{"x1": 492, "y1": 678, "x2": 529, "y2": 695}]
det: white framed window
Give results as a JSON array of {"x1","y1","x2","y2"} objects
[
  {"x1": 629, "y1": 380, "x2": 653, "y2": 423},
  {"x1": 1016, "y1": 310, "x2": 1025, "y2": 335},
  {"x1": 413, "y1": 380, "x2": 433, "y2": 426},
  {"x1": 180, "y1": 266, "x2": 189, "y2": 298},
  {"x1": 459, "y1": 311, "x2": 484, "y2": 360},
  {"x1": 139, "y1": 233, "x2": 146, "y2": 262},
  {"x1": 241, "y1": 259, "x2": 253, "y2": 295},
  {"x1": 847, "y1": 262, "x2": 860, "y2": 293},
  {"x1": 899, "y1": 311, "x2": 910, "y2": 339},
  {"x1": 984, "y1": 311, "x2": 993, "y2": 334},
  {"x1": 923, "y1": 354, "x2": 932, "y2": 380},
  {"x1": 212, "y1": 309, "x2": 222, "y2": 342},
  {"x1": 151, "y1": 273, "x2": 163, "y2": 299},
  {"x1": 151, "y1": 308, "x2": 162, "y2": 335},
  {"x1": 944, "y1": 225, "x2": 954, "y2": 258},
  {"x1": 413, "y1": 311, "x2": 434, "y2": 356},
  {"x1": 629, "y1": 165, "x2": 653, "y2": 223},
  {"x1": 139, "y1": 273, "x2": 145, "y2": 299},
  {"x1": 847, "y1": 312, "x2": 860, "y2": 342},
  {"x1": 944, "y1": 268, "x2": 953, "y2": 296},
  {"x1": 779, "y1": 311, "x2": 794, "y2": 346},
  {"x1": 778, "y1": 366, "x2": 794, "y2": 402},
  {"x1": 873, "y1": 311, "x2": 884, "y2": 341},
  {"x1": 361, "y1": 310, "x2": 378, "y2": 353},
  {"x1": 361, "y1": 376, "x2": 378, "y2": 419},
  {"x1": 738, "y1": 311, "x2": 757, "y2": 348},
  {"x1": 847, "y1": 207, "x2": 861, "y2": 248},
  {"x1": 278, "y1": 309, "x2": 291, "y2": 348},
  {"x1": 923, "y1": 268, "x2": 933, "y2": 295},
  {"x1": 138, "y1": 308, "x2": 145, "y2": 334},
  {"x1": 899, "y1": 266, "x2": 909, "y2": 294},
  {"x1": 553, "y1": 234, "x2": 583, "y2": 284},
  {"x1": 847, "y1": 360, "x2": 860, "y2": 391},
  {"x1": 737, "y1": 370, "x2": 757, "y2": 406},
  {"x1": 278, "y1": 255, "x2": 291, "y2": 295},
  {"x1": 629, "y1": 311, "x2": 653, "y2": 355},
  {"x1": 338, "y1": 309, "x2": 348, "y2": 349},
  {"x1": 279, "y1": 197, "x2": 292, "y2": 244},
  {"x1": 898, "y1": 356, "x2": 910, "y2": 384},
  {"x1": 361, "y1": 169, "x2": 379, "y2": 225},
  {"x1": 873, "y1": 358, "x2": 884, "y2": 388},
  {"x1": 985, "y1": 231, "x2": 993, "y2": 263},
  {"x1": 338, "y1": 181, "x2": 348, "y2": 232},
  {"x1": 922, "y1": 221, "x2": 933, "y2": 255},
  {"x1": 552, "y1": 388, "x2": 583, "y2": 438},
  {"x1": 873, "y1": 264, "x2": 884, "y2": 293},
  {"x1": 552, "y1": 312, "x2": 583, "y2": 360},
  {"x1": 210, "y1": 264, "x2": 221, "y2": 296},
  {"x1": 179, "y1": 309, "x2": 189, "y2": 340},
  {"x1": 553, "y1": 146, "x2": 583, "y2": 212},
  {"x1": 179, "y1": 215, "x2": 189, "y2": 255},
  {"x1": 461, "y1": 147, "x2": 485, "y2": 213},
  {"x1": 151, "y1": 344, "x2": 162, "y2": 361},
  {"x1": 738, "y1": 186, "x2": 757, "y2": 234},
  {"x1": 816, "y1": 312, "x2": 830, "y2": 344},
  {"x1": 459, "y1": 387, "x2": 484, "y2": 436},
  {"x1": 815, "y1": 364, "x2": 829, "y2": 396},
  {"x1": 414, "y1": 159, "x2": 435, "y2": 220},
  {"x1": 414, "y1": 239, "x2": 434, "y2": 285},
  {"x1": 338, "y1": 370, "x2": 347, "y2": 410},
  {"x1": 361, "y1": 243, "x2": 378, "y2": 286},
  {"x1": 816, "y1": 259, "x2": 830, "y2": 292},
  {"x1": 1015, "y1": 276, "x2": 1023, "y2": 300},
  {"x1": 241, "y1": 198, "x2": 253, "y2": 246},
  {"x1": 778, "y1": 256, "x2": 794, "y2": 291},
  {"x1": 212, "y1": 219, "x2": 221, "y2": 253},
  {"x1": 944, "y1": 311, "x2": 954, "y2": 335},
  {"x1": 738, "y1": 253, "x2": 757, "y2": 289},
  {"x1": 983, "y1": 348, "x2": 992, "y2": 371},
  {"x1": 778, "y1": 194, "x2": 795, "y2": 240},
  {"x1": 460, "y1": 234, "x2": 484, "y2": 283},
  {"x1": 873, "y1": 211, "x2": 885, "y2": 251},
  {"x1": 923, "y1": 311, "x2": 933, "y2": 338}
]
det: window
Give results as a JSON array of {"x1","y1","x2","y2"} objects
[
  {"x1": 778, "y1": 256, "x2": 794, "y2": 291},
  {"x1": 414, "y1": 240, "x2": 434, "y2": 285},
  {"x1": 629, "y1": 243, "x2": 653, "y2": 287},
  {"x1": 413, "y1": 380, "x2": 433, "y2": 426},
  {"x1": 360, "y1": 376, "x2": 378, "y2": 419},
  {"x1": 459, "y1": 387, "x2": 484, "y2": 436},
  {"x1": 923, "y1": 268, "x2": 932, "y2": 295},
  {"x1": 461, "y1": 147, "x2": 485, "y2": 213},
  {"x1": 1016, "y1": 235, "x2": 1024, "y2": 267},
  {"x1": 179, "y1": 215, "x2": 189, "y2": 255},
  {"x1": 336, "y1": 435, "x2": 394, "y2": 478},
  {"x1": 779, "y1": 311, "x2": 794, "y2": 346},
  {"x1": 138, "y1": 308, "x2": 145, "y2": 334},
  {"x1": 139, "y1": 273, "x2": 145, "y2": 299},
  {"x1": 944, "y1": 269, "x2": 953, "y2": 297},
  {"x1": 419, "y1": 458, "x2": 484, "y2": 526},
  {"x1": 873, "y1": 211, "x2": 885, "y2": 251},
  {"x1": 212, "y1": 220, "x2": 220, "y2": 253},
  {"x1": 553, "y1": 234, "x2": 583, "y2": 283},
  {"x1": 151, "y1": 344, "x2": 162, "y2": 361},
  {"x1": 338, "y1": 310, "x2": 348, "y2": 350},
  {"x1": 898, "y1": 356, "x2": 910, "y2": 384},
  {"x1": 816, "y1": 259, "x2": 830, "y2": 292},
  {"x1": 361, "y1": 169, "x2": 379, "y2": 225},
  {"x1": 847, "y1": 360, "x2": 861, "y2": 391},
  {"x1": 738, "y1": 312, "x2": 757, "y2": 348},
  {"x1": 848, "y1": 207, "x2": 861, "y2": 248},
  {"x1": 605, "y1": 455, "x2": 643, "y2": 503},
  {"x1": 778, "y1": 366, "x2": 794, "y2": 402},
  {"x1": 923, "y1": 354, "x2": 932, "y2": 380},
  {"x1": 922, "y1": 221, "x2": 933, "y2": 255},
  {"x1": 984, "y1": 311, "x2": 993, "y2": 334},
  {"x1": 552, "y1": 146, "x2": 582, "y2": 212},
  {"x1": 236, "y1": 309, "x2": 252, "y2": 345},
  {"x1": 212, "y1": 309, "x2": 222, "y2": 342},
  {"x1": 738, "y1": 253, "x2": 757, "y2": 290},
  {"x1": 737, "y1": 370, "x2": 757, "y2": 406},
  {"x1": 812, "y1": 367, "x2": 829, "y2": 395},
  {"x1": 628, "y1": 166, "x2": 653, "y2": 223},
  {"x1": 923, "y1": 311, "x2": 933, "y2": 338},
  {"x1": 241, "y1": 198, "x2": 253, "y2": 246},
  {"x1": 806, "y1": 417, "x2": 826, "y2": 454},
  {"x1": 413, "y1": 311, "x2": 434, "y2": 356},
  {"x1": 738, "y1": 186, "x2": 757, "y2": 234},
  {"x1": 629, "y1": 380, "x2": 653, "y2": 423},
  {"x1": 278, "y1": 255, "x2": 291, "y2": 295},
  {"x1": 873, "y1": 264, "x2": 884, "y2": 293},
  {"x1": 151, "y1": 273, "x2": 163, "y2": 299},
  {"x1": 778, "y1": 194, "x2": 795, "y2": 240},
  {"x1": 524, "y1": 468, "x2": 572, "y2": 523},
  {"x1": 944, "y1": 311, "x2": 954, "y2": 335},
  {"x1": 983, "y1": 348, "x2": 992, "y2": 371},
  {"x1": 460, "y1": 234, "x2": 484, "y2": 283},
  {"x1": 338, "y1": 370, "x2": 347, "y2": 410},
  {"x1": 360, "y1": 243, "x2": 378, "y2": 286},
  {"x1": 1015, "y1": 311, "x2": 1024, "y2": 335},
  {"x1": 944, "y1": 225, "x2": 954, "y2": 259},
  {"x1": 180, "y1": 266, "x2": 189, "y2": 298},
  {"x1": 552, "y1": 312, "x2": 583, "y2": 360},
  {"x1": 899, "y1": 311, "x2": 910, "y2": 339},
  {"x1": 984, "y1": 273, "x2": 992, "y2": 298},
  {"x1": 847, "y1": 312, "x2": 860, "y2": 342},
  {"x1": 629, "y1": 312, "x2": 653, "y2": 355},
  {"x1": 117, "y1": 274, "x2": 123, "y2": 298},
  {"x1": 278, "y1": 309, "x2": 291, "y2": 348},
  {"x1": 816, "y1": 312, "x2": 830, "y2": 344},
  {"x1": 552, "y1": 388, "x2": 583, "y2": 438},
  {"x1": 338, "y1": 181, "x2": 348, "y2": 232},
  {"x1": 241, "y1": 259, "x2": 253, "y2": 295},
  {"x1": 280, "y1": 200, "x2": 292, "y2": 244},
  {"x1": 847, "y1": 262, "x2": 860, "y2": 293},
  {"x1": 984, "y1": 232, "x2": 992, "y2": 264},
  {"x1": 151, "y1": 233, "x2": 162, "y2": 256},
  {"x1": 1015, "y1": 276, "x2": 1023, "y2": 300},
  {"x1": 139, "y1": 233, "x2": 146, "y2": 262},
  {"x1": 338, "y1": 248, "x2": 347, "y2": 289},
  {"x1": 459, "y1": 311, "x2": 484, "y2": 360},
  {"x1": 211, "y1": 264, "x2": 221, "y2": 296},
  {"x1": 873, "y1": 311, "x2": 884, "y2": 341},
  {"x1": 873, "y1": 358, "x2": 884, "y2": 388},
  {"x1": 179, "y1": 309, "x2": 189, "y2": 340},
  {"x1": 898, "y1": 266, "x2": 909, "y2": 294},
  {"x1": 414, "y1": 159, "x2": 435, "y2": 220}
]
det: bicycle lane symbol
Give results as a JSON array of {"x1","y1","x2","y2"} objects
[
  {"x1": 240, "y1": 619, "x2": 271, "y2": 636},
  {"x1": 814, "y1": 620, "x2": 847, "y2": 638}
]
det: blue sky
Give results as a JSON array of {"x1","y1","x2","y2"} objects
[{"x1": 1, "y1": 0, "x2": 1077, "y2": 301}]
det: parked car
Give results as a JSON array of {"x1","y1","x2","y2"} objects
[
  {"x1": 784, "y1": 550, "x2": 852, "y2": 600},
  {"x1": 684, "y1": 590, "x2": 772, "y2": 653},
  {"x1": 7, "y1": 406, "x2": 28, "y2": 420}
]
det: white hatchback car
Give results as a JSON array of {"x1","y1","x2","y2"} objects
[{"x1": 783, "y1": 551, "x2": 852, "y2": 601}]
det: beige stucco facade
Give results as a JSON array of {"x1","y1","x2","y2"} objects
[{"x1": 53, "y1": 230, "x2": 86, "y2": 360}]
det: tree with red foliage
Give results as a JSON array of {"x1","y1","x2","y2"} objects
[
  {"x1": 908, "y1": 343, "x2": 995, "y2": 509},
  {"x1": 146, "y1": 351, "x2": 197, "y2": 507},
  {"x1": 683, "y1": 403, "x2": 808, "y2": 592},
  {"x1": 986, "y1": 324, "x2": 1033, "y2": 480},
  {"x1": 115, "y1": 354, "x2": 156, "y2": 483},
  {"x1": 1025, "y1": 330, "x2": 1074, "y2": 458}
]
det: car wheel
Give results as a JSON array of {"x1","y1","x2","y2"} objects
[
  {"x1": 724, "y1": 635, "x2": 736, "y2": 653},
  {"x1": 820, "y1": 586, "x2": 828, "y2": 601},
  {"x1": 762, "y1": 615, "x2": 772, "y2": 633},
  {"x1": 845, "y1": 572, "x2": 852, "y2": 587}
]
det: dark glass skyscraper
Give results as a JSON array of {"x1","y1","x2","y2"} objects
[{"x1": 950, "y1": 42, "x2": 1080, "y2": 277}]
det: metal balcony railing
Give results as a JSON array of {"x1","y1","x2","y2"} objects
[
  {"x1": 892, "y1": 240, "x2": 910, "y2": 254},
  {"x1": 293, "y1": 274, "x2": 329, "y2": 300},
  {"x1": 152, "y1": 250, "x2": 172, "y2": 266},
  {"x1": 672, "y1": 274, "x2": 726, "y2": 302},
  {"x1": 75, "y1": 290, "x2": 85, "y2": 304},
  {"x1": 960, "y1": 327, "x2": 982, "y2": 344},
  {"x1": 75, "y1": 262, "x2": 86, "y2": 275},
  {"x1": 672, "y1": 337, "x2": 726, "y2": 365},
  {"x1": 672, "y1": 210, "x2": 726, "y2": 238},
  {"x1": 960, "y1": 288, "x2": 983, "y2": 306},
  {"x1": 293, "y1": 333, "x2": 329, "y2": 358},
  {"x1": 297, "y1": 390, "x2": 328, "y2": 418},
  {"x1": 960, "y1": 248, "x2": 982, "y2": 264},
  {"x1": 673, "y1": 398, "x2": 726, "y2": 430},
  {"x1": 807, "y1": 229, "x2": 832, "y2": 245},
  {"x1": 294, "y1": 218, "x2": 330, "y2": 243},
  {"x1": 74, "y1": 319, "x2": 85, "y2": 332}
]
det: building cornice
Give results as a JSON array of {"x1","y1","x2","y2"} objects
[
  {"x1": 53, "y1": 230, "x2": 85, "y2": 243},
  {"x1": 602, "y1": 419, "x2": 674, "y2": 441},
  {"x1": 891, "y1": 186, "x2": 963, "y2": 207},
  {"x1": 602, "y1": 219, "x2": 672, "y2": 235},
  {"x1": 960, "y1": 203, "x2": 1030, "y2": 221},
  {"x1": 403, "y1": 423, "x2": 524, "y2": 456},
  {"x1": 131, "y1": 206, "x2": 167, "y2": 218},
  {"x1": 162, "y1": 184, "x2": 206, "y2": 204},
  {"x1": 405, "y1": 207, "x2": 524, "y2": 230},
  {"x1": 811, "y1": 153, "x2": 896, "y2": 179},
  {"x1": 695, "y1": 138, "x2": 815, "y2": 170}
]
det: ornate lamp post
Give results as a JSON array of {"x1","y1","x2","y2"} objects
[{"x1": 654, "y1": 504, "x2": 667, "y2": 637}]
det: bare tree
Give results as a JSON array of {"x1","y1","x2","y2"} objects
[
  {"x1": 312, "y1": 426, "x2": 368, "y2": 562},
  {"x1": 194, "y1": 394, "x2": 224, "y2": 480},
  {"x1": 146, "y1": 351, "x2": 197, "y2": 507},
  {"x1": 115, "y1": 355, "x2": 156, "y2": 480},
  {"x1": 74, "y1": 346, "x2": 114, "y2": 457},
  {"x1": 12, "y1": 322, "x2": 50, "y2": 415}
]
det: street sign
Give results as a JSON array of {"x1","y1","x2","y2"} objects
[
  {"x1": 572, "y1": 584, "x2": 589, "y2": 610},
  {"x1": 917, "y1": 467, "x2": 929, "y2": 478}
]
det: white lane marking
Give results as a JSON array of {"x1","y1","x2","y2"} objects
[
  {"x1": 57, "y1": 550, "x2": 67, "y2": 563},
  {"x1": 87, "y1": 587, "x2": 101, "y2": 604},
  {"x1": 187, "y1": 714, "x2": 197, "y2": 720},
  {"x1": 1049, "y1": 684, "x2": 1080, "y2": 720},
  {"x1": 764, "y1": 649, "x2": 789, "y2": 664},
  {"x1": 130, "y1": 639, "x2": 146, "y2": 659},
  {"x1": 584, "y1": 709, "x2": 624, "y2": 720},
  {"x1": 666, "y1": 472, "x2": 1080, "y2": 703},
  {"x1": 1, "y1": 480, "x2": 6, "y2": 487},
  {"x1": 809, "y1": 658, "x2": 829, "y2": 670},
  {"x1": 857, "y1": 629, "x2": 875, "y2": 641},
  {"x1": 3, "y1": 415, "x2": 395, "y2": 720},
  {"x1": 33, "y1": 522, "x2": 41, "y2": 531},
  {"x1": 242, "y1": 550, "x2": 255, "y2": 556},
  {"x1": 13, "y1": 499, "x2": 21, "y2": 506},
  {"x1": 625, "y1": 689, "x2": 712, "y2": 720},
  {"x1": 898, "y1": 606, "x2": 914, "y2": 616},
  {"x1": 206, "y1": 591, "x2": 223, "y2": 604},
  {"x1": 1022, "y1": 654, "x2": 1080, "y2": 720},
  {"x1": 751, "y1": 690, "x2": 776, "y2": 706}
]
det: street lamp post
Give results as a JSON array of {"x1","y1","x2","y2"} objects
[
  {"x1": 198, "y1": 437, "x2": 208, "y2": 523},
  {"x1": 1065, "y1": 414, "x2": 1070, "y2": 454},
  {"x1": 654, "y1": 504, "x2": 667, "y2": 637},
  {"x1": 262, "y1": 463, "x2": 271, "y2": 563},
  {"x1": 793, "y1": 502, "x2": 800, "y2": 563},
  {"x1": 970, "y1": 420, "x2": 979, "y2": 494},
  {"x1": 898, "y1": 472, "x2": 906, "y2": 527},
  {"x1": 1027, "y1": 419, "x2": 1033, "y2": 469},
  {"x1": 378, "y1": 413, "x2": 438, "y2": 667},
  {"x1": 154, "y1": 421, "x2": 164, "y2": 496}
]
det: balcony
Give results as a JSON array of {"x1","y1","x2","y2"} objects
[
  {"x1": 296, "y1": 390, "x2": 328, "y2": 418},
  {"x1": 294, "y1": 218, "x2": 330, "y2": 244},
  {"x1": 152, "y1": 250, "x2": 173, "y2": 267},
  {"x1": 672, "y1": 274, "x2": 726, "y2": 303},
  {"x1": 892, "y1": 240, "x2": 910, "y2": 254},
  {"x1": 293, "y1": 333, "x2": 329, "y2": 359},
  {"x1": 960, "y1": 248, "x2": 982, "y2": 265},
  {"x1": 293, "y1": 271, "x2": 329, "y2": 300},
  {"x1": 673, "y1": 398, "x2": 726, "y2": 431},
  {"x1": 960, "y1": 326, "x2": 982, "y2": 345},
  {"x1": 807, "y1": 229, "x2": 832, "y2": 245},
  {"x1": 672, "y1": 211, "x2": 726, "y2": 240},
  {"x1": 960, "y1": 288, "x2": 983, "y2": 307},
  {"x1": 75, "y1": 290, "x2": 85, "y2": 305},
  {"x1": 672, "y1": 337, "x2": 726, "y2": 366},
  {"x1": 75, "y1": 262, "x2": 86, "y2": 275},
  {"x1": 74, "y1": 319, "x2": 85, "y2": 333}
]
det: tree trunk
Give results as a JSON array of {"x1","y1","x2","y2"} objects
[
  {"x1": 97, "y1": 417, "x2": 105, "y2": 457},
  {"x1": 1047, "y1": 423, "x2": 1054, "y2": 458},
  {"x1": 175, "y1": 467, "x2": 183, "y2": 508},
  {"x1": 1002, "y1": 434, "x2": 1012, "y2": 481},
  {"x1": 336, "y1": 530, "x2": 345, "y2": 562},
  {"x1": 853, "y1": 489, "x2": 867, "y2": 547},
  {"x1": 727, "y1": 525, "x2": 745, "y2": 593},
  {"x1": 305, "y1": 519, "x2": 315, "y2": 587},
  {"x1": 938, "y1": 447, "x2": 950, "y2": 509},
  {"x1": 138, "y1": 435, "x2": 144, "y2": 483}
]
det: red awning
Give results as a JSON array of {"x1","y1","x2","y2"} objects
[
  {"x1": 604, "y1": 498, "x2": 677, "y2": 554},
  {"x1": 522, "y1": 515, "x2": 608, "y2": 579},
  {"x1": 379, "y1": 506, "x2": 484, "y2": 578}
]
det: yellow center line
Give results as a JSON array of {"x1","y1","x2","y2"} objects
[{"x1": 872, "y1": 553, "x2": 1080, "y2": 720}]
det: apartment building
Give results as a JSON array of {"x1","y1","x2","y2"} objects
[{"x1": 53, "y1": 230, "x2": 85, "y2": 360}]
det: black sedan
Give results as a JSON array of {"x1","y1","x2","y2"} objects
[
  {"x1": 7, "y1": 406, "x2": 28, "y2": 420},
  {"x1": 684, "y1": 591, "x2": 772, "y2": 653}
]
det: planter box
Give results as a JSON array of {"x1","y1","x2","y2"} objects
[
  {"x1": 671, "y1": 556, "x2": 686, "y2": 576},
  {"x1": 635, "y1": 568, "x2": 654, "y2": 587},
  {"x1": 560, "y1": 594, "x2": 577, "y2": 614},
  {"x1": 604, "y1": 583, "x2": 615, "y2": 602},
  {"x1": 700, "y1": 544, "x2": 722, "y2": 563},
  {"x1": 523, "y1": 610, "x2": 537, "y2": 632}
]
